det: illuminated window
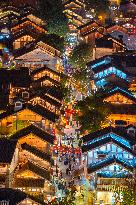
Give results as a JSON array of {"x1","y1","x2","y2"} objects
[
  {"x1": 99, "y1": 145, "x2": 106, "y2": 151},
  {"x1": 118, "y1": 153, "x2": 123, "y2": 158},
  {"x1": 88, "y1": 151, "x2": 93, "y2": 157},
  {"x1": 129, "y1": 154, "x2": 133, "y2": 159},
  {"x1": 123, "y1": 152, "x2": 129, "y2": 159},
  {"x1": 96, "y1": 78, "x2": 107, "y2": 87},
  {"x1": 32, "y1": 188, "x2": 37, "y2": 192},
  {"x1": 0, "y1": 201, "x2": 9, "y2": 205},
  {"x1": 117, "y1": 147, "x2": 122, "y2": 153},
  {"x1": 107, "y1": 144, "x2": 111, "y2": 151},
  {"x1": 111, "y1": 144, "x2": 117, "y2": 152}
]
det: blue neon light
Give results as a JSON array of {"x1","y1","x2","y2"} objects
[
  {"x1": 91, "y1": 60, "x2": 106, "y2": 69},
  {"x1": 91, "y1": 57, "x2": 111, "y2": 69},
  {"x1": 94, "y1": 67, "x2": 127, "y2": 81},
  {"x1": 95, "y1": 78, "x2": 107, "y2": 87},
  {"x1": 97, "y1": 171, "x2": 129, "y2": 178},
  {"x1": 89, "y1": 156, "x2": 134, "y2": 169},
  {"x1": 85, "y1": 133, "x2": 131, "y2": 149},
  {"x1": 110, "y1": 87, "x2": 135, "y2": 97},
  {"x1": 110, "y1": 133, "x2": 131, "y2": 149}
]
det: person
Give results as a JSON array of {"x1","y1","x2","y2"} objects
[
  {"x1": 56, "y1": 168, "x2": 58, "y2": 176},
  {"x1": 69, "y1": 169, "x2": 71, "y2": 176},
  {"x1": 60, "y1": 171, "x2": 63, "y2": 178},
  {"x1": 66, "y1": 168, "x2": 69, "y2": 175},
  {"x1": 59, "y1": 156, "x2": 62, "y2": 162}
]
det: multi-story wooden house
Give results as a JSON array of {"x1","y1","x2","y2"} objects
[{"x1": 82, "y1": 126, "x2": 136, "y2": 204}]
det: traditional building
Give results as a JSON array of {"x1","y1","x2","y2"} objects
[
  {"x1": 78, "y1": 19, "x2": 136, "y2": 56},
  {"x1": 0, "y1": 124, "x2": 55, "y2": 200},
  {"x1": 119, "y1": 1, "x2": 136, "y2": 18},
  {"x1": 88, "y1": 56, "x2": 130, "y2": 88},
  {"x1": 0, "y1": 188, "x2": 46, "y2": 205},
  {"x1": 82, "y1": 126, "x2": 136, "y2": 204},
  {"x1": 10, "y1": 124, "x2": 55, "y2": 197},
  {"x1": 0, "y1": 5, "x2": 34, "y2": 28},
  {"x1": 11, "y1": 17, "x2": 46, "y2": 50},
  {"x1": 13, "y1": 40, "x2": 62, "y2": 71},
  {"x1": 63, "y1": 0, "x2": 88, "y2": 30},
  {"x1": 0, "y1": 139, "x2": 18, "y2": 188},
  {"x1": 103, "y1": 87, "x2": 136, "y2": 126},
  {"x1": 78, "y1": 21, "x2": 128, "y2": 44}
]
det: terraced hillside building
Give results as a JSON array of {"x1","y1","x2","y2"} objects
[
  {"x1": 63, "y1": 0, "x2": 87, "y2": 30},
  {"x1": 82, "y1": 126, "x2": 136, "y2": 204},
  {"x1": 0, "y1": 3, "x2": 64, "y2": 202}
]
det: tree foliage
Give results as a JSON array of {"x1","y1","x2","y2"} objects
[
  {"x1": 47, "y1": 16, "x2": 69, "y2": 38},
  {"x1": 49, "y1": 190, "x2": 76, "y2": 205},
  {"x1": 69, "y1": 42, "x2": 93, "y2": 69},
  {"x1": 72, "y1": 69, "x2": 90, "y2": 93},
  {"x1": 113, "y1": 172, "x2": 136, "y2": 205},
  {"x1": 86, "y1": 0, "x2": 110, "y2": 16},
  {"x1": 74, "y1": 89, "x2": 111, "y2": 133},
  {"x1": 120, "y1": 0, "x2": 130, "y2": 5},
  {"x1": 41, "y1": 34, "x2": 65, "y2": 53},
  {"x1": 38, "y1": 0, "x2": 69, "y2": 37}
]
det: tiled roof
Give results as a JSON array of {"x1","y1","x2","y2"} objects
[
  {"x1": 13, "y1": 41, "x2": 36, "y2": 58},
  {"x1": 27, "y1": 104, "x2": 59, "y2": 122},
  {"x1": 97, "y1": 172, "x2": 131, "y2": 178},
  {"x1": 82, "y1": 134, "x2": 135, "y2": 155},
  {"x1": 34, "y1": 85, "x2": 63, "y2": 101},
  {"x1": 29, "y1": 85, "x2": 63, "y2": 101},
  {"x1": 0, "y1": 139, "x2": 17, "y2": 163},
  {"x1": 10, "y1": 124, "x2": 55, "y2": 144},
  {"x1": 12, "y1": 17, "x2": 45, "y2": 30},
  {"x1": 31, "y1": 65, "x2": 62, "y2": 77},
  {"x1": 46, "y1": 86, "x2": 63, "y2": 101},
  {"x1": 28, "y1": 91, "x2": 62, "y2": 107},
  {"x1": 0, "y1": 188, "x2": 47, "y2": 205},
  {"x1": 14, "y1": 178, "x2": 45, "y2": 188},
  {"x1": 40, "y1": 95, "x2": 62, "y2": 107},
  {"x1": 104, "y1": 87, "x2": 136, "y2": 103},
  {"x1": 64, "y1": 0, "x2": 84, "y2": 7},
  {"x1": 88, "y1": 156, "x2": 134, "y2": 173},
  {"x1": 77, "y1": 20, "x2": 99, "y2": 29},
  {"x1": 17, "y1": 161, "x2": 50, "y2": 180},
  {"x1": 0, "y1": 103, "x2": 59, "y2": 122},
  {"x1": 0, "y1": 188, "x2": 26, "y2": 205},
  {"x1": 12, "y1": 27, "x2": 41, "y2": 41},
  {"x1": 21, "y1": 143, "x2": 54, "y2": 164},
  {"x1": 82, "y1": 126, "x2": 135, "y2": 145},
  {"x1": 110, "y1": 104, "x2": 136, "y2": 115},
  {"x1": 33, "y1": 75, "x2": 60, "y2": 86}
]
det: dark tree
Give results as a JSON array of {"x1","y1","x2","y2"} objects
[
  {"x1": 69, "y1": 42, "x2": 93, "y2": 69},
  {"x1": 38, "y1": 0, "x2": 69, "y2": 37},
  {"x1": 113, "y1": 171, "x2": 136, "y2": 205},
  {"x1": 120, "y1": 0, "x2": 131, "y2": 5},
  {"x1": 74, "y1": 90, "x2": 111, "y2": 134},
  {"x1": 86, "y1": 0, "x2": 110, "y2": 17},
  {"x1": 41, "y1": 34, "x2": 65, "y2": 52}
]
